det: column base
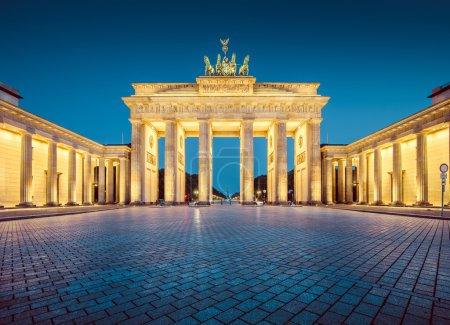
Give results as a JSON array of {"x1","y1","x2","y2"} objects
[
  {"x1": 345, "y1": 201, "x2": 355, "y2": 205},
  {"x1": 65, "y1": 202, "x2": 79, "y2": 206},
  {"x1": 196, "y1": 201, "x2": 211, "y2": 206},
  {"x1": 241, "y1": 201, "x2": 257, "y2": 206},
  {"x1": 82, "y1": 202, "x2": 93, "y2": 206},
  {"x1": 0, "y1": 205, "x2": 3, "y2": 209},
  {"x1": 129, "y1": 201, "x2": 144, "y2": 206},
  {"x1": 414, "y1": 201, "x2": 432, "y2": 207},
  {"x1": 44, "y1": 202, "x2": 61, "y2": 207},
  {"x1": 16, "y1": 202, "x2": 36, "y2": 208},
  {"x1": 160, "y1": 201, "x2": 185, "y2": 206},
  {"x1": 276, "y1": 201, "x2": 290, "y2": 206},
  {"x1": 307, "y1": 201, "x2": 323, "y2": 206},
  {"x1": 390, "y1": 201, "x2": 406, "y2": 207},
  {"x1": 324, "y1": 201, "x2": 334, "y2": 205},
  {"x1": 371, "y1": 201, "x2": 385, "y2": 206},
  {"x1": 357, "y1": 202, "x2": 368, "y2": 205}
]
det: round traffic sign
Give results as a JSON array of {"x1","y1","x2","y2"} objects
[{"x1": 440, "y1": 163, "x2": 449, "y2": 173}]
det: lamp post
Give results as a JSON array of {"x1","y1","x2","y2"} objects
[{"x1": 263, "y1": 189, "x2": 266, "y2": 204}]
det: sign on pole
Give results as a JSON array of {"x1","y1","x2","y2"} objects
[{"x1": 440, "y1": 163, "x2": 448, "y2": 217}]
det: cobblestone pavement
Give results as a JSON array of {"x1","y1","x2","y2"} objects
[
  {"x1": 0, "y1": 205, "x2": 123, "y2": 222},
  {"x1": 327, "y1": 204, "x2": 450, "y2": 220},
  {"x1": 0, "y1": 206, "x2": 449, "y2": 324}
]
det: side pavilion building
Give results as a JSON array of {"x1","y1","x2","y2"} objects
[{"x1": 322, "y1": 83, "x2": 450, "y2": 207}]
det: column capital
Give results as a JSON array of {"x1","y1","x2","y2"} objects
[
  {"x1": 17, "y1": 127, "x2": 35, "y2": 135},
  {"x1": 309, "y1": 118, "x2": 323, "y2": 124},
  {"x1": 412, "y1": 126, "x2": 428, "y2": 134},
  {"x1": 129, "y1": 118, "x2": 143, "y2": 125}
]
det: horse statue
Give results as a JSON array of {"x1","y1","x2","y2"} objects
[
  {"x1": 216, "y1": 54, "x2": 222, "y2": 76},
  {"x1": 230, "y1": 53, "x2": 237, "y2": 75},
  {"x1": 239, "y1": 55, "x2": 250, "y2": 76},
  {"x1": 204, "y1": 56, "x2": 215, "y2": 76}
]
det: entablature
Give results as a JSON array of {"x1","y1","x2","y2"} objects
[{"x1": 0, "y1": 99, "x2": 131, "y2": 159}]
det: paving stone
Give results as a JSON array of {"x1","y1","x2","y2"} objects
[
  {"x1": 289, "y1": 310, "x2": 320, "y2": 325},
  {"x1": 193, "y1": 307, "x2": 221, "y2": 322},
  {"x1": 345, "y1": 312, "x2": 372, "y2": 325},
  {"x1": 240, "y1": 308, "x2": 269, "y2": 323},
  {"x1": 214, "y1": 307, "x2": 244, "y2": 323},
  {"x1": 265, "y1": 309, "x2": 293, "y2": 323}
]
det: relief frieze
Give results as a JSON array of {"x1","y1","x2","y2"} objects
[{"x1": 134, "y1": 103, "x2": 321, "y2": 114}]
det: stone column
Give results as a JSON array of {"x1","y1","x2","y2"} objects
[
  {"x1": 209, "y1": 130, "x2": 213, "y2": 202},
  {"x1": 266, "y1": 125, "x2": 274, "y2": 203},
  {"x1": 107, "y1": 159, "x2": 115, "y2": 204},
  {"x1": 83, "y1": 154, "x2": 92, "y2": 205},
  {"x1": 17, "y1": 132, "x2": 34, "y2": 207},
  {"x1": 373, "y1": 147, "x2": 383, "y2": 205},
  {"x1": 198, "y1": 120, "x2": 211, "y2": 204},
  {"x1": 416, "y1": 132, "x2": 430, "y2": 206},
  {"x1": 345, "y1": 158, "x2": 353, "y2": 204},
  {"x1": 164, "y1": 120, "x2": 176, "y2": 203},
  {"x1": 130, "y1": 120, "x2": 143, "y2": 204},
  {"x1": 140, "y1": 123, "x2": 148, "y2": 203},
  {"x1": 67, "y1": 148, "x2": 78, "y2": 205},
  {"x1": 392, "y1": 142, "x2": 404, "y2": 206},
  {"x1": 119, "y1": 158, "x2": 127, "y2": 205},
  {"x1": 324, "y1": 158, "x2": 333, "y2": 204},
  {"x1": 309, "y1": 119, "x2": 322, "y2": 204},
  {"x1": 46, "y1": 141, "x2": 58, "y2": 206},
  {"x1": 332, "y1": 161, "x2": 337, "y2": 202},
  {"x1": 126, "y1": 158, "x2": 131, "y2": 203},
  {"x1": 240, "y1": 120, "x2": 254, "y2": 204},
  {"x1": 358, "y1": 152, "x2": 367, "y2": 204},
  {"x1": 98, "y1": 157, "x2": 106, "y2": 204},
  {"x1": 276, "y1": 121, "x2": 288, "y2": 203},
  {"x1": 337, "y1": 159, "x2": 345, "y2": 203}
]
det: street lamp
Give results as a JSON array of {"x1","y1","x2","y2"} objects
[
  {"x1": 193, "y1": 189, "x2": 199, "y2": 200},
  {"x1": 263, "y1": 189, "x2": 266, "y2": 204}
]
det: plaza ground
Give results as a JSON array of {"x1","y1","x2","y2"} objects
[{"x1": 0, "y1": 206, "x2": 449, "y2": 324}]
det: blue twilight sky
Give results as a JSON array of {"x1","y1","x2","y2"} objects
[{"x1": 1, "y1": 0, "x2": 450, "y2": 194}]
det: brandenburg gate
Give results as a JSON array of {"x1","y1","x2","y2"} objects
[{"x1": 122, "y1": 40, "x2": 330, "y2": 205}]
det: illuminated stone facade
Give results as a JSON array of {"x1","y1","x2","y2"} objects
[
  {"x1": 321, "y1": 84, "x2": 450, "y2": 206},
  {"x1": 3, "y1": 72, "x2": 448, "y2": 208},
  {"x1": 122, "y1": 76, "x2": 329, "y2": 204}
]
